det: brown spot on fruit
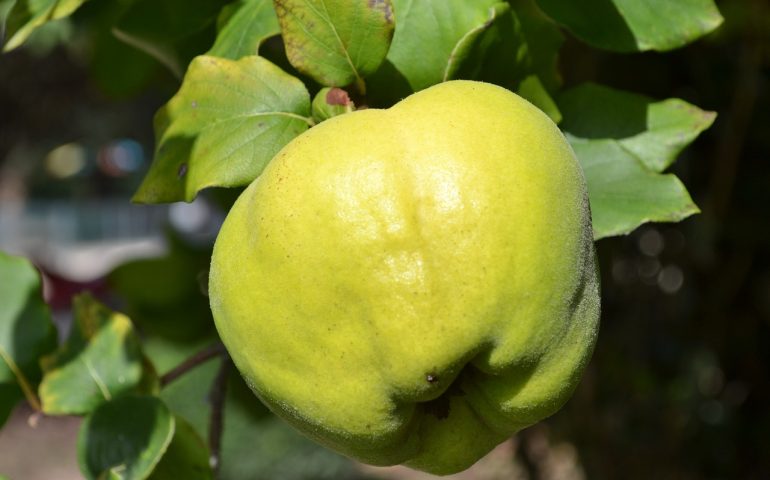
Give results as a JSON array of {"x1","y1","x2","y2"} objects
[
  {"x1": 426, "y1": 374, "x2": 438, "y2": 383},
  {"x1": 177, "y1": 163, "x2": 188, "y2": 178}
]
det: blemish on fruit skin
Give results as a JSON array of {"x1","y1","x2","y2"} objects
[
  {"x1": 191, "y1": 100, "x2": 198, "y2": 108},
  {"x1": 426, "y1": 374, "x2": 438, "y2": 383},
  {"x1": 177, "y1": 163, "x2": 188, "y2": 178}
]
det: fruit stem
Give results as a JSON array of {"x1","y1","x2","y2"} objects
[{"x1": 160, "y1": 342, "x2": 227, "y2": 387}]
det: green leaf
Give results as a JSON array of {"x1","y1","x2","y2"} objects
[
  {"x1": 274, "y1": 0, "x2": 394, "y2": 90},
  {"x1": 207, "y1": 0, "x2": 279, "y2": 60},
  {"x1": 143, "y1": 338, "x2": 356, "y2": 480},
  {"x1": 220, "y1": 370, "x2": 356, "y2": 480},
  {"x1": 78, "y1": 395, "x2": 175, "y2": 480},
  {"x1": 509, "y1": 0, "x2": 564, "y2": 92},
  {"x1": 311, "y1": 87, "x2": 353, "y2": 123},
  {"x1": 38, "y1": 294, "x2": 145, "y2": 415},
  {"x1": 89, "y1": 29, "x2": 160, "y2": 98},
  {"x1": 535, "y1": 0, "x2": 723, "y2": 52},
  {"x1": 1, "y1": 0, "x2": 17, "y2": 42},
  {"x1": 559, "y1": 83, "x2": 716, "y2": 172},
  {"x1": 0, "y1": 251, "x2": 57, "y2": 421},
  {"x1": 517, "y1": 74, "x2": 561, "y2": 123},
  {"x1": 133, "y1": 55, "x2": 312, "y2": 204},
  {"x1": 387, "y1": 0, "x2": 512, "y2": 91},
  {"x1": 2, "y1": 0, "x2": 87, "y2": 52},
  {"x1": 113, "y1": 0, "x2": 224, "y2": 78},
  {"x1": 146, "y1": 336, "x2": 220, "y2": 437},
  {"x1": 0, "y1": 383, "x2": 22, "y2": 428},
  {"x1": 568, "y1": 135, "x2": 699, "y2": 239},
  {"x1": 148, "y1": 416, "x2": 212, "y2": 480}
]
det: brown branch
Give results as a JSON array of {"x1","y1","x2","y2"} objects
[
  {"x1": 208, "y1": 356, "x2": 231, "y2": 478},
  {"x1": 160, "y1": 342, "x2": 226, "y2": 387}
]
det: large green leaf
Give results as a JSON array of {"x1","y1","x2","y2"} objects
[
  {"x1": 38, "y1": 293, "x2": 146, "y2": 415},
  {"x1": 133, "y1": 55, "x2": 312, "y2": 204},
  {"x1": 559, "y1": 83, "x2": 716, "y2": 172},
  {"x1": 2, "y1": 0, "x2": 87, "y2": 51},
  {"x1": 273, "y1": 0, "x2": 394, "y2": 90},
  {"x1": 535, "y1": 0, "x2": 723, "y2": 52},
  {"x1": 78, "y1": 395, "x2": 175, "y2": 480},
  {"x1": 0, "y1": 251, "x2": 57, "y2": 425},
  {"x1": 386, "y1": 0, "x2": 512, "y2": 92},
  {"x1": 207, "y1": 0, "x2": 279, "y2": 60},
  {"x1": 569, "y1": 135, "x2": 699, "y2": 239},
  {"x1": 113, "y1": 0, "x2": 224, "y2": 78}
]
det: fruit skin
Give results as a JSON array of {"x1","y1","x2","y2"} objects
[{"x1": 209, "y1": 80, "x2": 600, "y2": 475}]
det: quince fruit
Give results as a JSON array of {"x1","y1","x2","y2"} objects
[{"x1": 209, "y1": 80, "x2": 599, "y2": 475}]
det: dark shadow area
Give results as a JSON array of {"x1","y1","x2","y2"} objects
[
  {"x1": 548, "y1": 0, "x2": 770, "y2": 477},
  {"x1": 537, "y1": 0, "x2": 638, "y2": 51},
  {"x1": 558, "y1": 83, "x2": 650, "y2": 140}
]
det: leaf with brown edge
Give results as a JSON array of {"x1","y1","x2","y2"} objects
[
  {"x1": 273, "y1": 0, "x2": 394, "y2": 91},
  {"x1": 38, "y1": 294, "x2": 146, "y2": 415}
]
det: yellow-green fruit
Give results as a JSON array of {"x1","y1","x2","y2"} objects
[{"x1": 209, "y1": 80, "x2": 600, "y2": 475}]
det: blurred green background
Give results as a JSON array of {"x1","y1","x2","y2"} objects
[{"x1": 0, "y1": 0, "x2": 768, "y2": 479}]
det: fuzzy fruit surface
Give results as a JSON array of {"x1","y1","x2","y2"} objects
[{"x1": 209, "y1": 80, "x2": 600, "y2": 475}]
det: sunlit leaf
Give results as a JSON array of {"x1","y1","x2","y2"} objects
[
  {"x1": 569, "y1": 135, "x2": 700, "y2": 239},
  {"x1": 535, "y1": 0, "x2": 723, "y2": 52},
  {"x1": 559, "y1": 83, "x2": 716, "y2": 172},
  {"x1": 39, "y1": 294, "x2": 145, "y2": 415},
  {"x1": 386, "y1": 0, "x2": 511, "y2": 92},
  {"x1": 133, "y1": 55, "x2": 312, "y2": 204},
  {"x1": 78, "y1": 395, "x2": 175, "y2": 480},
  {"x1": 2, "y1": 0, "x2": 87, "y2": 52},
  {"x1": 274, "y1": 0, "x2": 394, "y2": 90}
]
